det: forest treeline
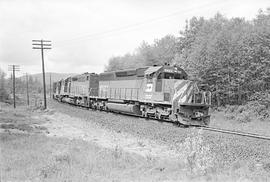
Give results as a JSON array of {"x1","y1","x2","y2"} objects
[{"x1": 106, "y1": 9, "x2": 270, "y2": 106}]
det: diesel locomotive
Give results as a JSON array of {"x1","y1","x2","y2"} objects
[{"x1": 53, "y1": 64, "x2": 211, "y2": 126}]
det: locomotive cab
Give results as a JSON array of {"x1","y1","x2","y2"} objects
[
  {"x1": 139, "y1": 65, "x2": 189, "y2": 119},
  {"x1": 142, "y1": 65, "x2": 188, "y2": 104}
]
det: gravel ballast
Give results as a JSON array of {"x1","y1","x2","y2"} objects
[{"x1": 49, "y1": 100, "x2": 270, "y2": 179}]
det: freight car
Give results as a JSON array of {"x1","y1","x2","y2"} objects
[{"x1": 53, "y1": 65, "x2": 211, "y2": 126}]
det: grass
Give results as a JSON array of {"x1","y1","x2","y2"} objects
[
  {"x1": 0, "y1": 133, "x2": 192, "y2": 182},
  {"x1": 1, "y1": 133, "x2": 127, "y2": 181},
  {"x1": 1, "y1": 102, "x2": 270, "y2": 181},
  {"x1": 1, "y1": 130, "x2": 269, "y2": 182},
  {"x1": 0, "y1": 105, "x2": 184, "y2": 181}
]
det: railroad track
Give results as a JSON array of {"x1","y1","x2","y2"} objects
[
  {"x1": 53, "y1": 99, "x2": 270, "y2": 141},
  {"x1": 198, "y1": 126, "x2": 270, "y2": 141}
]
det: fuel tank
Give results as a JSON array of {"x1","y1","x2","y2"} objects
[
  {"x1": 107, "y1": 103, "x2": 141, "y2": 115},
  {"x1": 62, "y1": 97, "x2": 73, "y2": 103}
]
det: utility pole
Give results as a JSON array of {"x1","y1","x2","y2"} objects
[
  {"x1": 50, "y1": 73, "x2": 52, "y2": 99},
  {"x1": 8, "y1": 65, "x2": 20, "y2": 108},
  {"x1": 32, "y1": 39, "x2": 51, "y2": 109},
  {"x1": 25, "y1": 73, "x2": 29, "y2": 106}
]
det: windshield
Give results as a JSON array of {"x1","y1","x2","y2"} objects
[{"x1": 158, "y1": 73, "x2": 183, "y2": 79}]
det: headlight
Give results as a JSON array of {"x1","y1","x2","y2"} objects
[{"x1": 194, "y1": 111, "x2": 204, "y2": 117}]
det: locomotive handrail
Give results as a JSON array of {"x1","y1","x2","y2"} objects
[{"x1": 192, "y1": 91, "x2": 211, "y2": 105}]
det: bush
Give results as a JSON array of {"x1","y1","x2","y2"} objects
[
  {"x1": 225, "y1": 105, "x2": 238, "y2": 114},
  {"x1": 225, "y1": 101, "x2": 270, "y2": 122},
  {"x1": 235, "y1": 111, "x2": 252, "y2": 123},
  {"x1": 250, "y1": 91, "x2": 270, "y2": 107}
]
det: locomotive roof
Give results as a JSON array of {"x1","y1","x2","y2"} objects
[
  {"x1": 102, "y1": 65, "x2": 186, "y2": 75},
  {"x1": 57, "y1": 65, "x2": 187, "y2": 82},
  {"x1": 100, "y1": 67, "x2": 147, "y2": 79},
  {"x1": 144, "y1": 66, "x2": 163, "y2": 75},
  {"x1": 99, "y1": 65, "x2": 187, "y2": 81},
  {"x1": 72, "y1": 72, "x2": 97, "y2": 77}
]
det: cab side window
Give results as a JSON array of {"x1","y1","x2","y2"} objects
[{"x1": 164, "y1": 73, "x2": 174, "y2": 79}]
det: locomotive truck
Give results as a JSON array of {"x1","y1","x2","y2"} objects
[{"x1": 53, "y1": 64, "x2": 211, "y2": 126}]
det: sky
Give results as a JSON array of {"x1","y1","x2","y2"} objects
[{"x1": 0, "y1": 0, "x2": 269, "y2": 77}]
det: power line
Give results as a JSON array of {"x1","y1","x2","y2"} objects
[{"x1": 55, "y1": 0, "x2": 227, "y2": 47}]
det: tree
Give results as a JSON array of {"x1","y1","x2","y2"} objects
[
  {"x1": 105, "y1": 35, "x2": 178, "y2": 71},
  {"x1": 175, "y1": 10, "x2": 270, "y2": 105},
  {"x1": 0, "y1": 68, "x2": 9, "y2": 101}
]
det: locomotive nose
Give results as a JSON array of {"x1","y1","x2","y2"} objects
[
  {"x1": 172, "y1": 80, "x2": 196, "y2": 111},
  {"x1": 171, "y1": 80, "x2": 211, "y2": 126}
]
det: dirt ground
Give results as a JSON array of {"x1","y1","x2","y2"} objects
[
  {"x1": 1, "y1": 101, "x2": 270, "y2": 182},
  {"x1": 0, "y1": 103, "x2": 207, "y2": 182}
]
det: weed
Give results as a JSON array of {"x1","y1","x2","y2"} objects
[
  {"x1": 55, "y1": 154, "x2": 71, "y2": 165},
  {"x1": 14, "y1": 113, "x2": 26, "y2": 118},
  {"x1": 177, "y1": 129, "x2": 215, "y2": 176},
  {"x1": 112, "y1": 145, "x2": 123, "y2": 159},
  {"x1": 0, "y1": 123, "x2": 33, "y2": 132},
  {"x1": 225, "y1": 105, "x2": 238, "y2": 113},
  {"x1": 236, "y1": 111, "x2": 252, "y2": 123},
  {"x1": 137, "y1": 140, "x2": 146, "y2": 147}
]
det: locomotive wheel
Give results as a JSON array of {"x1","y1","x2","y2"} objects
[
  {"x1": 141, "y1": 111, "x2": 145, "y2": 117},
  {"x1": 142, "y1": 111, "x2": 149, "y2": 118},
  {"x1": 145, "y1": 114, "x2": 149, "y2": 119},
  {"x1": 155, "y1": 113, "x2": 161, "y2": 120}
]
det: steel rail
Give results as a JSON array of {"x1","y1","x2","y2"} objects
[{"x1": 199, "y1": 126, "x2": 270, "y2": 141}]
